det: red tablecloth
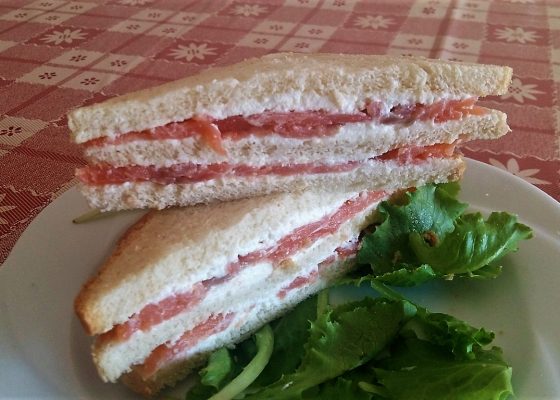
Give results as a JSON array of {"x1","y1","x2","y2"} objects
[{"x1": 1, "y1": 0, "x2": 559, "y2": 265}]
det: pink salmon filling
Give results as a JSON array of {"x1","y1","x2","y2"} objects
[
  {"x1": 77, "y1": 143, "x2": 456, "y2": 185},
  {"x1": 83, "y1": 98, "x2": 484, "y2": 154},
  {"x1": 133, "y1": 313, "x2": 235, "y2": 380},
  {"x1": 133, "y1": 243, "x2": 362, "y2": 380},
  {"x1": 134, "y1": 241, "x2": 362, "y2": 380}
]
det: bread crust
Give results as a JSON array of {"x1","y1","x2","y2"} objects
[
  {"x1": 68, "y1": 53, "x2": 512, "y2": 143},
  {"x1": 74, "y1": 212, "x2": 153, "y2": 335}
]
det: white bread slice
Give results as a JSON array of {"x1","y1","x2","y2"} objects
[
  {"x1": 78, "y1": 156, "x2": 465, "y2": 212},
  {"x1": 92, "y1": 189, "x2": 382, "y2": 383},
  {"x1": 75, "y1": 189, "x2": 382, "y2": 336},
  {"x1": 83, "y1": 109, "x2": 508, "y2": 168},
  {"x1": 68, "y1": 53, "x2": 512, "y2": 143}
]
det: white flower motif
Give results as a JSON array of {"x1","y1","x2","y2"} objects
[
  {"x1": 230, "y1": 4, "x2": 268, "y2": 17},
  {"x1": 489, "y1": 158, "x2": 550, "y2": 185},
  {"x1": 353, "y1": 15, "x2": 395, "y2": 30},
  {"x1": 118, "y1": 0, "x2": 152, "y2": 5},
  {"x1": 169, "y1": 43, "x2": 217, "y2": 62},
  {"x1": 495, "y1": 26, "x2": 539, "y2": 44},
  {"x1": 501, "y1": 78, "x2": 544, "y2": 103},
  {"x1": 0, "y1": 193, "x2": 16, "y2": 225},
  {"x1": 41, "y1": 28, "x2": 88, "y2": 45}
]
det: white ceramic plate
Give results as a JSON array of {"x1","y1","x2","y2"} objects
[{"x1": 1, "y1": 159, "x2": 559, "y2": 400}]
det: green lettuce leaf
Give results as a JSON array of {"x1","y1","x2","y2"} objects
[
  {"x1": 356, "y1": 183, "x2": 532, "y2": 286},
  {"x1": 410, "y1": 212, "x2": 533, "y2": 278},
  {"x1": 369, "y1": 281, "x2": 495, "y2": 361},
  {"x1": 200, "y1": 348, "x2": 234, "y2": 390},
  {"x1": 244, "y1": 298, "x2": 416, "y2": 400},
  {"x1": 253, "y1": 296, "x2": 318, "y2": 387},
  {"x1": 185, "y1": 382, "x2": 217, "y2": 400},
  {"x1": 357, "y1": 183, "x2": 467, "y2": 275},
  {"x1": 303, "y1": 377, "x2": 373, "y2": 400},
  {"x1": 373, "y1": 339, "x2": 513, "y2": 400},
  {"x1": 370, "y1": 265, "x2": 437, "y2": 287},
  {"x1": 413, "y1": 312, "x2": 494, "y2": 360},
  {"x1": 186, "y1": 350, "x2": 233, "y2": 400}
]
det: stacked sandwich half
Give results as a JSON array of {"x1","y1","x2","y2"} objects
[{"x1": 71, "y1": 53, "x2": 512, "y2": 395}]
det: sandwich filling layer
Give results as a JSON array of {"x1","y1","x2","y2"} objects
[
  {"x1": 131, "y1": 247, "x2": 354, "y2": 382},
  {"x1": 96, "y1": 190, "x2": 386, "y2": 346},
  {"x1": 77, "y1": 143, "x2": 456, "y2": 185},
  {"x1": 134, "y1": 312, "x2": 236, "y2": 380},
  {"x1": 77, "y1": 99, "x2": 484, "y2": 186},
  {"x1": 82, "y1": 98, "x2": 483, "y2": 154}
]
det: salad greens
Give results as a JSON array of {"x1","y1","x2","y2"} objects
[
  {"x1": 187, "y1": 286, "x2": 513, "y2": 400},
  {"x1": 241, "y1": 297, "x2": 414, "y2": 400},
  {"x1": 185, "y1": 183, "x2": 531, "y2": 400},
  {"x1": 354, "y1": 182, "x2": 532, "y2": 286}
]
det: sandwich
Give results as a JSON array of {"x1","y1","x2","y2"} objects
[
  {"x1": 73, "y1": 53, "x2": 513, "y2": 395},
  {"x1": 74, "y1": 178, "x2": 532, "y2": 396},
  {"x1": 75, "y1": 188, "x2": 409, "y2": 395},
  {"x1": 69, "y1": 53, "x2": 512, "y2": 211}
]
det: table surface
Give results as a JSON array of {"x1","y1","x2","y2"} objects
[{"x1": 0, "y1": 0, "x2": 559, "y2": 265}]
